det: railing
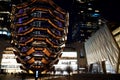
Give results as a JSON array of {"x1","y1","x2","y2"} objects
[
  {"x1": 16, "y1": 17, "x2": 64, "y2": 31},
  {"x1": 16, "y1": 8, "x2": 65, "y2": 22},
  {"x1": 17, "y1": 27, "x2": 62, "y2": 39}
]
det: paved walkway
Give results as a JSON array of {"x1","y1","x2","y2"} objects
[{"x1": 0, "y1": 74, "x2": 68, "y2": 80}]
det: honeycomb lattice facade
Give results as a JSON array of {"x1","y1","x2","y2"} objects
[{"x1": 11, "y1": 0, "x2": 69, "y2": 73}]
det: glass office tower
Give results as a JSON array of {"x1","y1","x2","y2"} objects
[{"x1": 11, "y1": 0, "x2": 69, "y2": 74}]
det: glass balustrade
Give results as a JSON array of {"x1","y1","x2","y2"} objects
[
  {"x1": 24, "y1": 55, "x2": 31, "y2": 61},
  {"x1": 54, "y1": 10, "x2": 64, "y2": 19},
  {"x1": 21, "y1": 46, "x2": 29, "y2": 52},
  {"x1": 18, "y1": 9, "x2": 24, "y2": 14},
  {"x1": 19, "y1": 36, "x2": 31, "y2": 42},
  {"x1": 50, "y1": 28, "x2": 63, "y2": 36},
  {"x1": 17, "y1": 16, "x2": 29, "y2": 23}
]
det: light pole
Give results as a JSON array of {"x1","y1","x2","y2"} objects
[{"x1": 35, "y1": 70, "x2": 39, "y2": 80}]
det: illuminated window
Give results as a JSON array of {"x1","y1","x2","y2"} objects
[
  {"x1": 33, "y1": 30, "x2": 47, "y2": 37},
  {"x1": 31, "y1": 21, "x2": 42, "y2": 27},
  {"x1": 2, "y1": 31, "x2": 7, "y2": 35},
  {"x1": 0, "y1": 31, "x2": 2, "y2": 34},
  {"x1": 7, "y1": 32, "x2": 11, "y2": 36},
  {"x1": 90, "y1": 13, "x2": 100, "y2": 17},
  {"x1": 31, "y1": 11, "x2": 42, "y2": 17},
  {"x1": 35, "y1": 21, "x2": 41, "y2": 27}
]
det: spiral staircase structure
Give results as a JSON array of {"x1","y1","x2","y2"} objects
[{"x1": 10, "y1": 0, "x2": 69, "y2": 73}]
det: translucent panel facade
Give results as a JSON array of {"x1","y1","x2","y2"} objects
[{"x1": 85, "y1": 25, "x2": 120, "y2": 73}]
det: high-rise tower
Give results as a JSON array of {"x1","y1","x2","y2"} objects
[{"x1": 11, "y1": 0, "x2": 69, "y2": 74}]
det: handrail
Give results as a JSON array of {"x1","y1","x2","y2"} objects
[
  {"x1": 17, "y1": 27, "x2": 46, "y2": 36},
  {"x1": 43, "y1": 48, "x2": 51, "y2": 57},
  {"x1": 16, "y1": 0, "x2": 36, "y2": 9},
  {"x1": 16, "y1": 7, "x2": 65, "y2": 22},
  {"x1": 26, "y1": 47, "x2": 35, "y2": 55},
  {"x1": 34, "y1": 47, "x2": 43, "y2": 51},
  {"x1": 41, "y1": 57, "x2": 48, "y2": 64},
  {"x1": 22, "y1": 47, "x2": 49, "y2": 56},
  {"x1": 19, "y1": 37, "x2": 34, "y2": 46},
  {"x1": 32, "y1": 47, "x2": 51, "y2": 57},
  {"x1": 19, "y1": 37, "x2": 59, "y2": 48},
  {"x1": 16, "y1": 0, "x2": 66, "y2": 15},
  {"x1": 17, "y1": 27, "x2": 62, "y2": 39},
  {"x1": 16, "y1": 56, "x2": 26, "y2": 64},
  {"x1": 27, "y1": 57, "x2": 35, "y2": 64},
  {"x1": 21, "y1": 46, "x2": 33, "y2": 53},
  {"x1": 16, "y1": 17, "x2": 64, "y2": 31},
  {"x1": 45, "y1": 38, "x2": 59, "y2": 48}
]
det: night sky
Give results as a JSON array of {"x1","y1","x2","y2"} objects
[
  {"x1": 53, "y1": 0, "x2": 120, "y2": 23},
  {"x1": 11, "y1": 0, "x2": 120, "y2": 23},
  {"x1": 96, "y1": 0, "x2": 120, "y2": 23}
]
